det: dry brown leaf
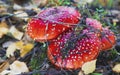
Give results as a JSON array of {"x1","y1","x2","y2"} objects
[
  {"x1": 0, "y1": 61, "x2": 10, "y2": 72},
  {"x1": 9, "y1": 26, "x2": 24, "y2": 40},
  {"x1": 112, "y1": 64, "x2": 120, "y2": 73},
  {"x1": 81, "y1": 59, "x2": 97, "y2": 74}
]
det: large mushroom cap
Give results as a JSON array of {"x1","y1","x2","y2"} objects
[
  {"x1": 27, "y1": 6, "x2": 81, "y2": 42},
  {"x1": 47, "y1": 31, "x2": 101, "y2": 69}
]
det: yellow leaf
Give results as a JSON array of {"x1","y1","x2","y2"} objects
[
  {"x1": 6, "y1": 41, "x2": 34, "y2": 57},
  {"x1": 9, "y1": 26, "x2": 23, "y2": 40},
  {"x1": 20, "y1": 43, "x2": 34, "y2": 57},
  {"x1": 81, "y1": 59, "x2": 97, "y2": 74},
  {"x1": 112, "y1": 64, "x2": 120, "y2": 73},
  {"x1": 15, "y1": 41, "x2": 24, "y2": 49},
  {"x1": 6, "y1": 43, "x2": 17, "y2": 57}
]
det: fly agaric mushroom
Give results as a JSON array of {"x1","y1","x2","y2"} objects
[
  {"x1": 27, "y1": 6, "x2": 80, "y2": 42},
  {"x1": 47, "y1": 30, "x2": 101, "y2": 69},
  {"x1": 101, "y1": 28, "x2": 116, "y2": 51}
]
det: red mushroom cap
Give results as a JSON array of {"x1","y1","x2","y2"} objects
[
  {"x1": 101, "y1": 28, "x2": 116, "y2": 51},
  {"x1": 27, "y1": 6, "x2": 81, "y2": 42},
  {"x1": 47, "y1": 30, "x2": 101, "y2": 69}
]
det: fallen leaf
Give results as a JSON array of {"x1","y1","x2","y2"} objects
[
  {"x1": 9, "y1": 26, "x2": 24, "y2": 40},
  {"x1": 15, "y1": 41, "x2": 24, "y2": 49},
  {"x1": 0, "y1": 21, "x2": 8, "y2": 28},
  {"x1": 0, "y1": 60, "x2": 29, "y2": 75},
  {"x1": 32, "y1": 0, "x2": 48, "y2": 7},
  {"x1": 15, "y1": 41, "x2": 34, "y2": 57},
  {"x1": 22, "y1": 33, "x2": 33, "y2": 44},
  {"x1": 0, "y1": 2, "x2": 8, "y2": 14},
  {"x1": 2, "y1": 41, "x2": 15, "y2": 48},
  {"x1": 0, "y1": 21, "x2": 9, "y2": 38},
  {"x1": 112, "y1": 64, "x2": 120, "y2": 73},
  {"x1": 10, "y1": 60, "x2": 29, "y2": 74},
  {"x1": 6, "y1": 43, "x2": 17, "y2": 57},
  {"x1": 78, "y1": 70, "x2": 84, "y2": 75},
  {"x1": 14, "y1": 10, "x2": 29, "y2": 21},
  {"x1": 6, "y1": 41, "x2": 23, "y2": 58},
  {"x1": 20, "y1": 43, "x2": 34, "y2": 57},
  {"x1": 0, "y1": 70, "x2": 11, "y2": 75},
  {"x1": 6, "y1": 41, "x2": 34, "y2": 58},
  {"x1": 81, "y1": 59, "x2": 97, "y2": 74},
  {"x1": 74, "y1": 0, "x2": 93, "y2": 5},
  {"x1": 13, "y1": 3, "x2": 23, "y2": 10},
  {"x1": 0, "y1": 27, "x2": 9, "y2": 38},
  {"x1": 0, "y1": 61, "x2": 10, "y2": 72}
]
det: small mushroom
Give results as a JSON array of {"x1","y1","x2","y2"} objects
[
  {"x1": 85, "y1": 18, "x2": 103, "y2": 37},
  {"x1": 101, "y1": 28, "x2": 116, "y2": 51},
  {"x1": 86, "y1": 18, "x2": 102, "y2": 31}
]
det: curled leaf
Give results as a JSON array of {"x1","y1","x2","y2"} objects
[{"x1": 0, "y1": 61, "x2": 10, "y2": 72}]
